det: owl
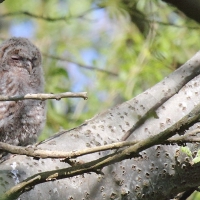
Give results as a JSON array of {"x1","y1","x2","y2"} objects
[{"x1": 0, "y1": 37, "x2": 46, "y2": 147}]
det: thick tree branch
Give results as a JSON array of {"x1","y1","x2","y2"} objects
[
  {"x1": 1, "y1": 51, "x2": 200, "y2": 199},
  {"x1": 2, "y1": 104, "x2": 200, "y2": 200}
]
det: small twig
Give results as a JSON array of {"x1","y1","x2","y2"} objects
[
  {"x1": 0, "y1": 92, "x2": 88, "y2": 101},
  {"x1": 42, "y1": 53, "x2": 118, "y2": 76},
  {"x1": 174, "y1": 188, "x2": 197, "y2": 200},
  {"x1": 170, "y1": 128, "x2": 200, "y2": 140}
]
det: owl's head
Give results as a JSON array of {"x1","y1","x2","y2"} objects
[
  {"x1": 0, "y1": 37, "x2": 41, "y2": 74},
  {"x1": 0, "y1": 37, "x2": 44, "y2": 93}
]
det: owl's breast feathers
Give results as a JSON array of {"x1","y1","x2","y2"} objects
[{"x1": 0, "y1": 37, "x2": 46, "y2": 146}]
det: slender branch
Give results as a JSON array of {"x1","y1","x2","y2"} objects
[
  {"x1": 1, "y1": 9, "x2": 199, "y2": 30},
  {"x1": 0, "y1": 129, "x2": 199, "y2": 159},
  {"x1": 0, "y1": 8, "x2": 97, "y2": 22},
  {"x1": 0, "y1": 140, "x2": 137, "y2": 159},
  {"x1": 42, "y1": 53, "x2": 118, "y2": 76},
  {"x1": 0, "y1": 11, "x2": 66, "y2": 21},
  {"x1": 0, "y1": 92, "x2": 88, "y2": 101}
]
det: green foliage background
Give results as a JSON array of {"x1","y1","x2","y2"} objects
[
  {"x1": 0, "y1": 2, "x2": 198, "y2": 132},
  {"x1": 0, "y1": 1, "x2": 200, "y2": 198},
  {"x1": 1, "y1": 0, "x2": 200, "y2": 135}
]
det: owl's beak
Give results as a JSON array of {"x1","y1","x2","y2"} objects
[{"x1": 25, "y1": 60, "x2": 32, "y2": 74}]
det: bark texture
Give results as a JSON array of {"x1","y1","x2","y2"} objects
[{"x1": 1, "y1": 52, "x2": 200, "y2": 199}]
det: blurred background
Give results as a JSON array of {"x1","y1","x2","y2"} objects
[
  {"x1": 0, "y1": 1, "x2": 200, "y2": 195},
  {"x1": 0, "y1": 0, "x2": 200, "y2": 198}
]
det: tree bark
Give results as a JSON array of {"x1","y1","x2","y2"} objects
[{"x1": 1, "y1": 52, "x2": 200, "y2": 199}]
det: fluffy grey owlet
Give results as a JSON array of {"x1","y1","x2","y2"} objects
[{"x1": 0, "y1": 37, "x2": 46, "y2": 147}]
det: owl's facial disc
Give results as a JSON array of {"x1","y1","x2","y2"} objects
[{"x1": 10, "y1": 53, "x2": 32, "y2": 74}]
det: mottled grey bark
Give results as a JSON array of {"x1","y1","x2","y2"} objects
[{"x1": 1, "y1": 52, "x2": 200, "y2": 199}]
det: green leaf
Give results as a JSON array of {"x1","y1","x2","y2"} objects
[
  {"x1": 192, "y1": 156, "x2": 200, "y2": 164},
  {"x1": 180, "y1": 146, "x2": 192, "y2": 157}
]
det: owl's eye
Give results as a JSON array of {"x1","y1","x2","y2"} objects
[{"x1": 11, "y1": 55, "x2": 20, "y2": 60}]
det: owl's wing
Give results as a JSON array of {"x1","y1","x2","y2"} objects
[{"x1": 0, "y1": 73, "x2": 22, "y2": 128}]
